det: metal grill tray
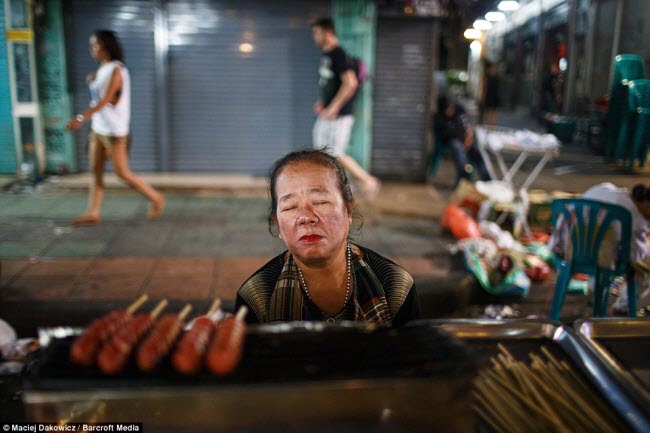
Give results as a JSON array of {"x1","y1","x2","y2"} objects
[
  {"x1": 423, "y1": 319, "x2": 649, "y2": 433},
  {"x1": 22, "y1": 321, "x2": 476, "y2": 433},
  {"x1": 575, "y1": 318, "x2": 650, "y2": 417},
  {"x1": 26, "y1": 321, "x2": 472, "y2": 389}
]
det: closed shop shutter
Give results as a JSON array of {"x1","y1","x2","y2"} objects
[
  {"x1": 167, "y1": 0, "x2": 328, "y2": 174},
  {"x1": 372, "y1": 19, "x2": 433, "y2": 181},
  {"x1": 65, "y1": 0, "x2": 158, "y2": 172}
]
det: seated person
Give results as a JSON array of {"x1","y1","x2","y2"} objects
[
  {"x1": 549, "y1": 182, "x2": 650, "y2": 313},
  {"x1": 234, "y1": 149, "x2": 420, "y2": 326},
  {"x1": 433, "y1": 96, "x2": 491, "y2": 183}
]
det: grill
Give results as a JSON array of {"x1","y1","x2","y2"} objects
[{"x1": 23, "y1": 321, "x2": 476, "y2": 433}]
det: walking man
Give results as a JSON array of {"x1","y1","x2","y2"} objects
[{"x1": 311, "y1": 18, "x2": 380, "y2": 197}]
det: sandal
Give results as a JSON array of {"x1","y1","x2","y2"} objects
[{"x1": 72, "y1": 214, "x2": 101, "y2": 226}]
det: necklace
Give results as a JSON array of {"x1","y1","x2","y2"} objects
[{"x1": 296, "y1": 245, "x2": 352, "y2": 311}]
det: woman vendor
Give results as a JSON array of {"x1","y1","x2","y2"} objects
[{"x1": 234, "y1": 149, "x2": 420, "y2": 325}]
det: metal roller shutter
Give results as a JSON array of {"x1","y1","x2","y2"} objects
[
  {"x1": 167, "y1": 0, "x2": 328, "y2": 174},
  {"x1": 372, "y1": 19, "x2": 433, "y2": 181},
  {"x1": 65, "y1": 0, "x2": 157, "y2": 172}
]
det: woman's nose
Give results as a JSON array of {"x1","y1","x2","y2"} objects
[{"x1": 296, "y1": 204, "x2": 318, "y2": 225}]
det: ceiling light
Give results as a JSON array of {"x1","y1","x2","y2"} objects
[
  {"x1": 498, "y1": 1, "x2": 520, "y2": 12},
  {"x1": 464, "y1": 29, "x2": 482, "y2": 40},
  {"x1": 485, "y1": 11, "x2": 506, "y2": 22},
  {"x1": 473, "y1": 19, "x2": 493, "y2": 30}
]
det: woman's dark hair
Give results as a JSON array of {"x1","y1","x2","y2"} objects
[
  {"x1": 632, "y1": 184, "x2": 650, "y2": 202},
  {"x1": 93, "y1": 30, "x2": 124, "y2": 62},
  {"x1": 267, "y1": 148, "x2": 362, "y2": 236}
]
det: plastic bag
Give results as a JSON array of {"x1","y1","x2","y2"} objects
[
  {"x1": 463, "y1": 243, "x2": 530, "y2": 297},
  {"x1": 441, "y1": 205, "x2": 481, "y2": 239}
]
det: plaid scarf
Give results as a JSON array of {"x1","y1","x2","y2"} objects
[{"x1": 268, "y1": 244, "x2": 393, "y2": 325}]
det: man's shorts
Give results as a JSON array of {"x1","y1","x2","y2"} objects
[{"x1": 312, "y1": 115, "x2": 355, "y2": 156}]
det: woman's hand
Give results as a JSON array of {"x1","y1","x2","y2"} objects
[{"x1": 65, "y1": 117, "x2": 83, "y2": 131}]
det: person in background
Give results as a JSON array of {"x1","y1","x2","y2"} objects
[
  {"x1": 549, "y1": 182, "x2": 650, "y2": 313},
  {"x1": 311, "y1": 18, "x2": 380, "y2": 198},
  {"x1": 480, "y1": 60, "x2": 500, "y2": 128},
  {"x1": 66, "y1": 30, "x2": 164, "y2": 225},
  {"x1": 235, "y1": 149, "x2": 420, "y2": 325},
  {"x1": 433, "y1": 96, "x2": 491, "y2": 183}
]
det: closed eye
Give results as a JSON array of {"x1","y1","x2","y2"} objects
[
  {"x1": 280, "y1": 206, "x2": 296, "y2": 212},
  {"x1": 313, "y1": 201, "x2": 329, "y2": 205}
]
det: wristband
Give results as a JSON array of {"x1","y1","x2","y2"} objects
[{"x1": 75, "y1": 114, "x2": 85, "y2": 123}]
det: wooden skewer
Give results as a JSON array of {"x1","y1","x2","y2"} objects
[
  {"x1": 126, "y1": 294, "x2": 148, "y2": 315},
  {"x1": 178, "y1": 304, "x2": 193, "y2": 322},
  {"x1": 207, "y1": 298, "x2": 222, "y2": 316},
  {"x1": 151, "y1": 299, "x2": 168, "y2": 319},
  {"x1": 235, "y1": 305, "x2": 248, "y2": 321},
  {"x1": 472, "y1": 402, "x2": 510, "y2": 433}
]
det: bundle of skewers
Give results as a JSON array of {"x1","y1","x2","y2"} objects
[
  {"x1": 473, "y1": 344, "x2": 629, "y2": 433},
  {"x1": 69, "y1": 295, "x2": 248, "y2": 376}
]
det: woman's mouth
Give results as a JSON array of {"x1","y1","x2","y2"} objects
[{"x1": 299, "y1": 234, "x2": 324, "y2": 243}]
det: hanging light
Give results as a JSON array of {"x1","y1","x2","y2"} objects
[
  {"x1": 473, "y1": 19, "x2": 493, "y2": 30},
  {"x1": 464, "y1": 29, "x2": 482, "y2": 40},
  {"x1": 485, "y1": 11, "x2": 506, "y2": 22},
  {"x1": 498, "y1": 1, "x2": 520, "y2": 11}
]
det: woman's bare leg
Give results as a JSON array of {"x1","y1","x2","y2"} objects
[
  {"x1": 73, "y1": 137, "x2": 105, "y2": 224},
  {"x1": 110, "y1": 138, "x2": 165, "y2": 218}
]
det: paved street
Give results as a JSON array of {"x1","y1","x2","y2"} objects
[{"x1": 1, "y1": 110, "x2": 648, "y2": 336}]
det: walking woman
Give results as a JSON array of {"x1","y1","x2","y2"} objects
[{"x1": 66, "y1": 30, "x2": 164, "y2": 225}]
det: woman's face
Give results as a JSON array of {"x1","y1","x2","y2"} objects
[
  {"x1": 274, "y1": 162, "x2": 351, "y2": 266},
  {"x1": 89, "y1": 35, "x2": 106, "y2": 61}
]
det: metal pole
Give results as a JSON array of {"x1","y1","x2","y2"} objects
[
  {"x1": 608, "y1": 0, "x2": 624, "y2": 86},
  {"x1": 154, "y1": 0, "x2": 170, "y2": 172},
  {"x1": 583, "y1": 0, "x2": 597, "y2": 100},
  {"x1": 563, "y1": 0, "x2": 578, "y2": 114}
]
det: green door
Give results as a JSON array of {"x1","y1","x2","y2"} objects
[{"x1": 333, "y1": 0, "x2": 376, "y2": 170}]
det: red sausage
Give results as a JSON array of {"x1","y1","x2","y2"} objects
[
  {"x1": 136, "y1": 314, "x2": 183, "y2": 372},
  {"x1": 205, "y1": 317, "x2": 246, "y2": 376},
  {"x1": 96, "y1": 313, "x2": 154, "y2": 374},
  {"x1": 171, "y1": 316, "x2": 216, "y2": 375},
  {"x1": 70, "y1": 310, "x2": 128, "y2": 367}
]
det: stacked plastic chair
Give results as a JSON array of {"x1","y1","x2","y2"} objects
[
  {"x1": 605, "y1": 55, "x2": 645, "y2": 160},
  {"x1": 623, "y1": 79, "x2": 650, "y2": 170}
]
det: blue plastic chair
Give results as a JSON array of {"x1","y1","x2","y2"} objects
[{"x1": 550, "y1": 198, "x2": 637, "y2": 320}]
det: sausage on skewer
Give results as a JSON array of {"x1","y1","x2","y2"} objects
[
  {"x1": 96, "y1": 299, "x2": 168, "y2": 374},
  {"x1": 172, "y1": 299, "x2": 221, "y2": 375},
  {"x1": 70, "y1": 294, "x2": 148, "y2": 367},
  {"x1": 206, "y1": 306, "x2": 248, "y2": 376},
  {"x1": 137, "y1": 304, "x2": 192, "y2": 372}
]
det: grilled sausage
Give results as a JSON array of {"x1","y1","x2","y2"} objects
[
  {"x1": 70, "y1": 309, "x2": 128, "y2": 367},
  {"x1": 205, "y1": 314, "x2": 247, "y2": 376},
  {"x1": 171, "y1": 316, "x2": 216, "y2": 375}
]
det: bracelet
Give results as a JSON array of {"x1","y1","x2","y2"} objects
[{"x1": 75, "y1": 114, "x2": 85, "y2": 123}]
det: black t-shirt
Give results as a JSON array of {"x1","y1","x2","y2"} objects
[{"x1": 319, "y1": 46, "x2": 356, "y2": 116}]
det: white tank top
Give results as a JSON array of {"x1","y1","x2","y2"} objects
[{"x1": 89, "y1": 60, "x2": 130, "y2": 137}]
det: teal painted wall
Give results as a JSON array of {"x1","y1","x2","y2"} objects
[
  {"x1": 333, "y1": 0, "x2": 376, "y2": 171},
  {"x1": 35, "y1": 0, "x2": 76, "y2": 173},
  {"x1": 0, "y1": 4, "x2": 17, "y2": 174}
]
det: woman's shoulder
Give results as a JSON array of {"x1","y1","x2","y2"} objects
[
  {"x1": 355, "y1": 244, "x2": 416, "y2": 321},
  {"x1": 236, "y1": 252, "x2": 286, "y2": 319},
  {"x1": 356, "y1": 244, "x2": 414, "y2": 291}
]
